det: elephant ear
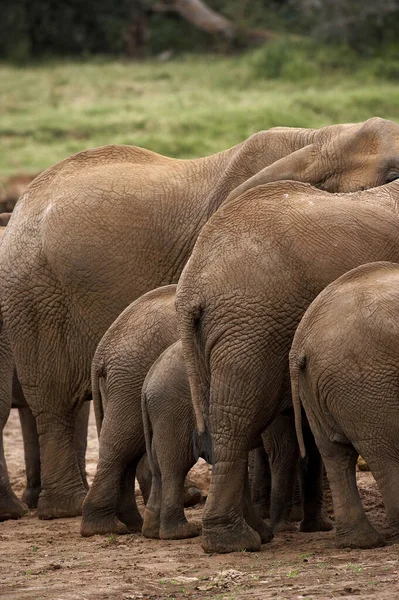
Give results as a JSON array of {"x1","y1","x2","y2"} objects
[{"x1": 225, "y1": 143, "x2": 328, "y2": 202}]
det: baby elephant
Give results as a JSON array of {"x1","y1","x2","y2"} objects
[
  {"x1": 290, "y1": 261, "x2": 399, "y2": 549},
  {"x1": 142, "y1": 340, "x2": 272, "y2": 544}
]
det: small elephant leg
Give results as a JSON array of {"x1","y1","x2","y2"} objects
[
  {"x1": 299, "y1": 426, "x2": 333, "y2": 533},
  {"x1": 18, "y1": 404, "x2": 41, "y2": 508},
  {"x1": 159, "y1": 460, "x2": 200, "y2": 540},
  {"x1": 321, "y1": 438, "x2": 384, "y2": 548},
  {"x1": 263, "y1": 415, "x2": 299, "y2": 533},
  {"x1": 0, "y1": 417, "x2": 28, "y2": 520},
  {"x1": 249, "y1": 446, "x2": 271, "y2": 519},
  {"x1": 142, "y1": 447, "x2": 162, "y2": 539},
  {"x1": 242, "y1": 463, "x2": 273, "y2": 543},
  {"x1": 290, "y1": 478, "x2": 303, "y2": 522},
  {"x1": 74, "y1": 402, "x2": 90, "y2": 491},
  {"x1": 144, "y1": 425, "x2": 199, "y2": 540},
  {"x1": 0, "y1": 341, "x2": 28, "y2": 520},
  {"x1": 81, "y1": 397, "x2": 144, "y2": 536},
  {"x1": 117, "y1": 461, "x2": 145, "y2": 531},
  {"x1": 81, "y1": 455, "x2": 143, "y2": 537}
]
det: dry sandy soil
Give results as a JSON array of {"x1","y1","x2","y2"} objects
[{"x1": 1, "y1": 408, "x2": 399, "y2": 600}]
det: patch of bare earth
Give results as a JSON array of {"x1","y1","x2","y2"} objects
[{"x1": 2, "y1": 409, "x2": 399, "y2": 600}]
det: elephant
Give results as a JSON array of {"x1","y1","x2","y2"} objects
[
  {"x1": 82, "y1": 282, "x2": 300, "y2": 538},
  {"x1": 175, "y1": 178, "x2": 399, "y2": 553},
  {"x1": 290, "y1": 261, "x2": 399, "y2": 549},
  {"x1": 0, "y1": 220, "x2": 89, "y2": 520},
  {"x1": 81, "y1": 284, "x2": 180, "y2": 536},
  {"x1": 141, "y1": 340, "x2": 272, "y2": 544},
  {"x1": 0, "y1": 117, "x2": 398, "y2": 519}
]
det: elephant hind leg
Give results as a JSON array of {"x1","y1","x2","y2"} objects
[
  {"x1": 242, "y1": 464, "x2": 273, "y2": 543},
  {"x1": 355, "y1": 445, "x2": 399, "y2": 541},
  {"x1": 81, "y1": 458, "x2": 142, "y2": 537},
  {"x1": 299, "y1": 426, "x2": 333, "y2": 533},
  {"x1": 320, "y1": 438, "x2": 384, "y2": 549},
  {"x1": 263, "y1": 415, "x2": 299, "y2": 533},
  {"x1": 117, "y1": 460, "x2": 144, "y2": 532},
  {"x1": 18, "y1": 404, "x2": 41, "y2": 509},
  {"x1": 249, "y1": 446, "x2": 271, "y2": 519},
  {"x1": 0, "y1": 424, "x2": 28, "y2": 520}
]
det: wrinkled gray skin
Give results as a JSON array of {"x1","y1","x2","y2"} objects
[
  {"x1": 81, "y1": 285, "x2": 180, "y2": 536},
  {"x1": 0, "y1": 362, "x2": 90, "y2": 520},
  {"x1": 0, "y1": 223, "x2": 89, "y2": 521},
  {"x1": 1, "y1": 118, "x2": 398, "y2": 519},
  {"x1": 176, "y1": 178, "x2": 399, "y2": 553},
  {"x1": 141, "y1": 340, "x2": 272, "y2": 544},
  {"x1": 290, "y1": 261, "x2": 399, "y2": 549},
  {"x1": 82, "y1": 283, "x2": 297, "y2": 538}
]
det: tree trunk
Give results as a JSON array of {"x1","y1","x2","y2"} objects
[{"x1": 153, "y1": 0, "x2": 235, "y2": 40}]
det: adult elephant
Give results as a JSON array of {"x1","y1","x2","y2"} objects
[
  {"x1": 175, "y1": 178, "x2": 399, "y2": 553},
  {"x1": 0, "y1": 118, "x2": 398, "y2": 519}
]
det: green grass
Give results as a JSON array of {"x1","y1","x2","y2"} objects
[{"x1": 0, "y1": 52, "x2": 398, "y2": 177}]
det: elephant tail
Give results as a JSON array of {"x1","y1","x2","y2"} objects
[
  {"x1": 176, "y1": 297, "x2": 206, "y2": 437},
  {"x1": 91, "y1": 354, "x2": 106, "y2": 437},
  {"x1": 141, "y1": 376, "x2": 156, "y2": 477},
  {"x1": 289, "y1": 352, "x2": 306, "y2": 459}
]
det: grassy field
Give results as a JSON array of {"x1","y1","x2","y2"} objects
[{"x1": 0, "y1": 53, "x2": 398, "y2": 178}]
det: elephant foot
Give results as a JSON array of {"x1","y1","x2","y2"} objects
[
  {"x1": 160, "y1": 520, "x2": 201, "y2": 540},
  {"x1": 202, "y1": 519, "x2": 262, "y2": 554},
  {"x1": 184, "y1": 486, "x2": 202, "y2": 508},
  {"x1": 335, "y1": 523, "x2": 385, "y2": 549},
  {"x1": 117, "y1": 508, "x2": 143, "y2": 533},
  {"x1": 22, "y1": 486, "x2": 41, "y2": 509},
  {"x1": 37, "y1": 490, "x2": 86, "y2": 519},
  {"x1": 300, "y1": 514, "x2": 334, "y2": 532},
  {"x1": 245, "y1": 514, "x2": 273, "y2": 544},
  {"x1": 0, "y1": 494, "x2": 29, "y2": 521},
  {"x1": 272, "y1": 520, "x2": 297, "y2": 533},
  {"x1": 142, "y1": 509, "x2": 160, "y2": 539},
  {"x1": 80, "y1": 511, "x2": 129, "y2": 537}
]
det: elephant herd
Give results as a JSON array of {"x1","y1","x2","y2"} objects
[{"x1": 1, "y1": 116, "x2": 399, "y2": 554}]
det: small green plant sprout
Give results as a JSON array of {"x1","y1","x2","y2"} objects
[
  {"x1": 106, "y1": 533, "x2": 117, "y2": 545},
  {"x1": 288, "y1": 569, "x2": 300, "y2": 577},
  {"x1": 346, "y1": 562, "x2": 362, "y2": 573}
]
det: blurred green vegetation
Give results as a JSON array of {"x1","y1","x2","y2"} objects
[
  {"x1": 1, "y1": 1, "x2": 398, "y2": 60},
  {"x1": 0, "y1": 52, "x2": 398, "y2": 177}
]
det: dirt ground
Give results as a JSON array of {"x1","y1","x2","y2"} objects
[{"x1": 1, "y1": 409, "x2": 399, "y2": 600}]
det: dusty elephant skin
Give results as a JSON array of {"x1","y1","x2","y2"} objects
[
  {"x1": 0, "y1": 330, "x2": 28, "y2": 520},
  {"x1": 141, "y1": 341, "x2": 204, "y2": 541},
  {"x1": 141, "y1": 340, "x2": 273, "y2": 544},
  {"x1": 176, "y1": 178, "x2": 399, "y2": 554},
  {"x1": 81, "y1": 285, "x2": 179, "y2": 536},
  {"x1": 0, "y1": 118, "x2": 398, "y2": 520},
  {"x1": 84, "y1": 283, "x2": 285, "y2": 539},
  {"x1": 290, "y1": 261, "x2": 399, "y2": 549}
]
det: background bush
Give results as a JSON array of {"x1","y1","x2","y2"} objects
[{"x1": 1, "y1": 0, "x2": 398, "y2": 60}]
